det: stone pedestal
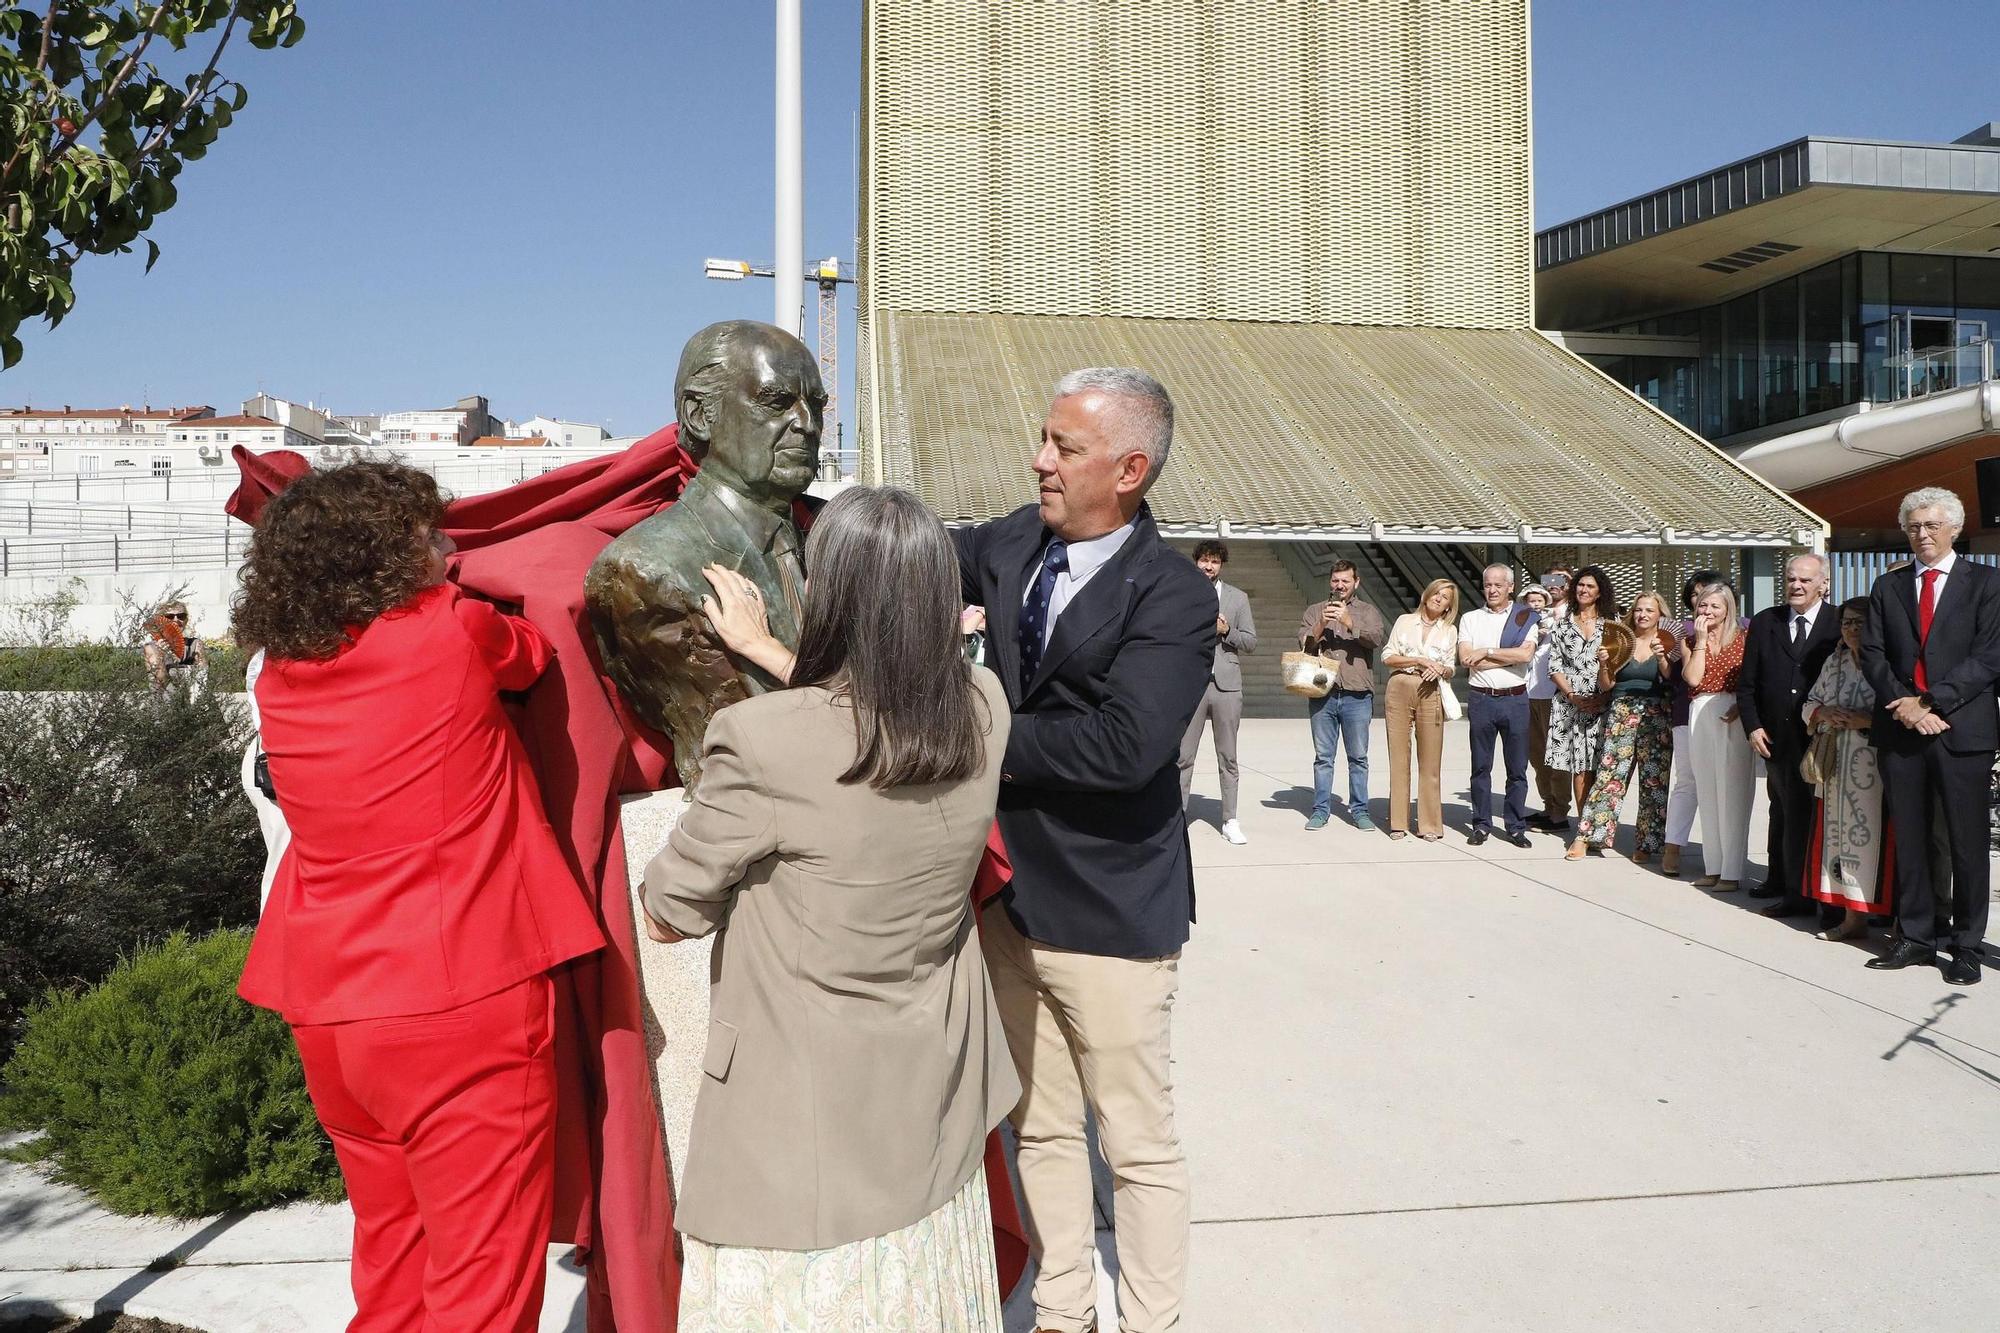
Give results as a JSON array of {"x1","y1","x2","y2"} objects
[{"x1": 618, "y1": 788, "x2": 711, "y2": 1194}]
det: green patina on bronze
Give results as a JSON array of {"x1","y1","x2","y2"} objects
[{"x1": 585, "y1": 321, "x2": 827, "y2": 790}]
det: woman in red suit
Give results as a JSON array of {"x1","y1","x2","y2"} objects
[{"x1": 233, "y1": 461, "x2": 604, "y2": 1333}]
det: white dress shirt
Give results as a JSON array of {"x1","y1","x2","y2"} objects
[
  {"x1": 1022, "y1": 520, "x2": 1138, "y2": 649},
  {"x1": 1785, "y1": 598, "x2": 1824, "y2": 646},
  {"x1": 1914, "y1": 550, "x2": 1958, "y2": 609}
]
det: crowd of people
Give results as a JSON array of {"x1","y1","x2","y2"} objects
[
  {"x1": 194, "y1": 331, "x2": 1998, "y2": 1331},
  {"x1": 228, "y1": 367, "x2": 1208, "y2": 1332},
  {"x1": 1264, "y1": 490, "x2": 1997, "y2": 985}
]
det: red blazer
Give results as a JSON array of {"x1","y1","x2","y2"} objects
[{"x1": 239, "y1": 583, "x2": 605, "y2": 1024}]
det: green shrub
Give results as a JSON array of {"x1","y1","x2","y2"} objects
[
  {"x1": 0, "y1": 929, "x2": 344, "y2": 1216},
  {"x1": 0, "y1": 643, "x2": 248, "y2": 692},
  {"x1": 0, "y1": 686, "x2": 263, "y2": 1051}
]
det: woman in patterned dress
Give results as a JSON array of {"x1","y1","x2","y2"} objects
[
  {"x1": 1681, "y1": 582, "x2": 1755, "y2": 889},
  {"x1": 1567, "y1": 590, "x2": 1679, "y2": 863},
  {"x1": 1801, "y1": 597, "x2": 1890, "y2": 941},
  {"x1": 1546, "y1": 566, "x2": 1618, "y2": 810}
]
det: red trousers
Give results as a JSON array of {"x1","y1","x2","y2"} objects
[{"x1": 292, "y1": 975, "x2": 557, "y2": 1333}]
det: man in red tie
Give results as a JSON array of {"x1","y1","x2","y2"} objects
[{"x1": 1860, "y1": 487, "x2": 2000, "y2": 984}]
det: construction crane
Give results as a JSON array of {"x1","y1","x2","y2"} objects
[{"x1": 703, "y1": 255, "x2": 854, "y2": 480}]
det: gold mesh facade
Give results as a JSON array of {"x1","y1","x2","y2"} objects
[
  {"x1": 862, "y1": 0, "x2": 1532, "y2": 328},
  {"x1": 856, "y1": 0, "x2": 1825, "y2": 546},
  {"x1": 878, "y1": 312, "x2": 1815, "y2": 545}
]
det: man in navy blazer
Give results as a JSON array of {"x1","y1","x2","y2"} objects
[
  {"x1": 1860, "y1": 487, "x2": 2000, "y2": 984},
  {"x1": 1737, "y1": 553, "x2": 1841, "y2": 920},
  {"x1": 956, "y1": 367, "x2": 1213, "y2": 1333}
]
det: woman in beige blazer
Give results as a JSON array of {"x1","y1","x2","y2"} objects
[{"x1": 641, "y1": 485, "x2": 1019, "y2": 1332}]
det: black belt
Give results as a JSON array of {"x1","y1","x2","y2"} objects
[{"x1": 1469, "y1": 684, "x2": 1528, "y2": 697}]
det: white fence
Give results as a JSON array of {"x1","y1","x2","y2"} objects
[{"x1": 1826, "y1": 550, "x2": 1999, "y2": 602}]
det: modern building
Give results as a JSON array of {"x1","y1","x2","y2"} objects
[
  {"x1": 513, "y1": 416, "x2": 610, "y2": 450},
  {"x1": 0, "y1": 404, "x2": 214, "y2": 447},
  {"x1": 1538, "y1": 122, "x2": 2000, "y2": 550},
  {"x1": 242, "y1": 394, "x2": 330, "y2": 444},
  {"x1": 853, "y1": 0, "x2": 1821, "y2": 714},
  {"x1": 380, "y1": 395, "x2": 502, "y2": 448}
]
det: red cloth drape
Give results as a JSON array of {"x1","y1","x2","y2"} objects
[{"x1": 227, "y1": 434, "x2": 1029, "y2": 1325}]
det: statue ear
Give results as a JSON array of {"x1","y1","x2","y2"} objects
[{"x1": 679, "y1": 388, "x2": 713, "y2": 449}]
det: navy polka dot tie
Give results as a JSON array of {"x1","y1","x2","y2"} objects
[{"x1": 1018, "y1": 538, "x2": 1070, "y2": 693}]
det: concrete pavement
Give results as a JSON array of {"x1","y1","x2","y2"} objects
[{"x1": 6, "y1": 717, "x2": 1998, "y2": 1331}]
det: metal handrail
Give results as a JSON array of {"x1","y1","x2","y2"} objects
[{"x1": 1877, "y1": 339, "x2": 1995, "y2": 403}]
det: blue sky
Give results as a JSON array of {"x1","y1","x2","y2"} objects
[{"x1": 9, "y1": 0, "x2": 1997, "y2": 437}]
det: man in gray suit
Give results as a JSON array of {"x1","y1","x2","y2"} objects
[{"x1": 1178, "y1": 539, "x2": 1258, "y2": 843}]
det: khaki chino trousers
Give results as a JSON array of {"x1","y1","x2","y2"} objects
[
  {"x1": 1384, "y1": 671, "x2": 1445, "y2": 837},
  {"x1": 982, "y1": 902, "x2": 1188, "y2": 1333}
]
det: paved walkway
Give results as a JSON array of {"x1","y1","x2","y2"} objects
[{"x1": 6, "y1": 719, "x2": 1999, "y2": 1330}]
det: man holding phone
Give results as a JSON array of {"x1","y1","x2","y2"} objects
[{"x1": 1297, "y1": 561, "x2": 1386, "y2": 830}]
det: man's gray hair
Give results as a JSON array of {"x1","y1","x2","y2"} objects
[
  {"x1": 1482, "y1": 563, "x2": 1516, "y2": 585},
  {"x1": 1785, "y1": 552, "x2": 1828, "y2": 580},
  {"x1": 1053, "y1": 367, "x2": 1174, "y2": 479},
  {"x1": 1898, "y1": 486, "x2": 1965, "y2": 530}
]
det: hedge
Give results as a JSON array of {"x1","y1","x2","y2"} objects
[
  {"x1": 0, "y1": 643, "x2": 248, "y2": 692},
  {"x1": 0, "y1": 684, "x2": 263, "y2": 1053},
  {"x1": 0, "y1": 929, "x2": 344, "y2": 1216}
]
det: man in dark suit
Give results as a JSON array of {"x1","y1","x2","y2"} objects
[
  {"x1": 956, "y1": 366, "x2": 1213, "y2": 1333},
  {"x1": 1860, "y1": 487, "x2": 2000, "y2": 984},
  {"x1": 1739, "y1": 553, "x2": 1842, "y2": 920}
]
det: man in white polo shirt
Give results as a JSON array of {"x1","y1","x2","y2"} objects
[{"x1": 1457, "y1": 564, "x2": 1539, "y2": 847}]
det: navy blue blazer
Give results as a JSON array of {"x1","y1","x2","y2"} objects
[
  {"x1": 955, "y1": 504, "x2": 1215, "y2": 958},
  {"x1": 1860, "y1": 558, "x2": 2000, "y2": 755}
]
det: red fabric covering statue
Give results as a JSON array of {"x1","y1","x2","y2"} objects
[{"x1": 227, "y1": 436, "x2": 1028, "y2": 1329}]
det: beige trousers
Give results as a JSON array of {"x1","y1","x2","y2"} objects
[
  {"x1": 1384, "y1": 672, "x2": 1445, "y2": 836},
  {"x1": 982, "y1": 903, "x2": 1188, "y2": 1333}
]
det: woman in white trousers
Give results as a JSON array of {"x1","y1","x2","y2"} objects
[{"x1": 1681, "y1": 585, "x2": 1753, "y2": 888}]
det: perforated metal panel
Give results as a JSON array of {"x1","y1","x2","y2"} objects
[
  {"x1": 875, "y1": 312, "x2": 1818, "y2": 544},
  {"x1": 854, "y1": 0, "x2": 1824, "y2": 548},
  {"x1": 863, "y1": 0, "x2": 1532, "y2": 328}
]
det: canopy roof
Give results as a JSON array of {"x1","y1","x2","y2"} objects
[{"x1": 866, "y1": 312, "x2": 1822, "y2": 547}]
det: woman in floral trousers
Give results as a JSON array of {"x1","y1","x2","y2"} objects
[{"x1": 1569, "y1": 591, "x2": 1678, "y2": 862}]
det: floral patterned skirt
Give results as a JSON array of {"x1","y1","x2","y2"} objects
[{"x1": 677, "y1": 1168, "x2": 1003, "y2": 1333}]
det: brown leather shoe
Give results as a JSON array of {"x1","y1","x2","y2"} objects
[{"x1": 1661, "y1": 844, "x2": 1681, "y2": 874}]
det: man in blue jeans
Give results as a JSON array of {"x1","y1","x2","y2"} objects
[{"x1": 1296, "y1": 561, "x2": 1386, "y2": 829}]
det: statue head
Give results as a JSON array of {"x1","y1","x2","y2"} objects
[{"x1": 676, "y1": 320, "x2": 826, "y2": 507}]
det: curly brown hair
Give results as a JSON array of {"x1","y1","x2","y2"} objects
[{"x1": 232, "y1": 460, "x2": 448, "y2": 660}]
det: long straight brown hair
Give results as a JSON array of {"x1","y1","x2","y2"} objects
[{"x1": 790, "y1": 486, "x2": 989, "y2": 789}]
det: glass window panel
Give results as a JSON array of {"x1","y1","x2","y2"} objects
[
  {"x1": 1860, "y1": 252, "x2": 1891, "y2": 399},
  {"x1": 1761, "y1": 276, "x2": 1801, "y2": 426},
  {"x1": 1699, "y1": 303, "x2": 1725, "y2": 437},
  {"x1": 1725, "y1": 292, "x2": 1760, "y2": 435},
  {"x1": 1890, "y1": 252, "x2": 1954, "y2": 315},
  {"x1": 1799, "y1": 259, "x2": 1852, "y2": 416}
]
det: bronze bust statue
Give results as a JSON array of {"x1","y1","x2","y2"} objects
[{"x1": 585, "y1": 320, "x2": 826, "y2": 789}]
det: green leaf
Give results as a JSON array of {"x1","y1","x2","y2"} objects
[
  {"x1": 230, "y1": 85, "x2": 249, "y2": 112},
  {"x1": 143, "y1": 84, "x2": 169, "y2": 114},
  {"x1": 2, "y1": 334, "x2": 22, "y2": 370},
  {"x1": 283, "y1": 15, "x2": 306, "y2": 47},
  {"x1": 82, "y1": 20, "x2": 113, "y2": 47},
  {"x1": 144, "y1": 239, "x2": 160, "y2": 273}
]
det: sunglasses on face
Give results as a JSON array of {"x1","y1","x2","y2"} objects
[{"x1": 163, "y1": 612, "x2": 187, "y2": 621}]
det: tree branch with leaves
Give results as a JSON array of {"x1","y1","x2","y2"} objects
[{"x1": 0, "y1": 0, "x2": 306, "y2": 369}]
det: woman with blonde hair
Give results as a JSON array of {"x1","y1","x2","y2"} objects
[
  {"x1": 1682, "y1": 581, "x2": 1755, "y2": 888},
  {"x1": 1568, "y1": 590, "x2": 1679, "y2": 862},
  {"x1": 1380, "y1": 578, "x2": 1460, "y2": 840}
]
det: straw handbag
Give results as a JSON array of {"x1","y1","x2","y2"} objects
[{"x1": 1281, "y1": 651, "x2": 1334, "y2": 699}]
